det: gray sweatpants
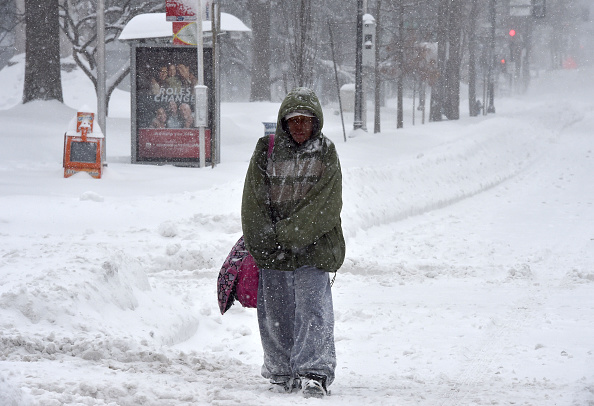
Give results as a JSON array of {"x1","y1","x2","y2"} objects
[{"x1": 257, "y1": 265, "x2": 336, "y2": 385}]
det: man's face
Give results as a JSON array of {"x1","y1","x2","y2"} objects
[
  {"x1": 156, "y1": 108, "x2": 167, "y2": 123},
  {"x1": 180, "y1": 104, "x2": 193, "y2": 122},
  {"x1": 158, "y1": 67, "x2": 168, "y2": 81},
  {"x1": 168, "y1": 100, "x2": 177, "y2": 114},
  {"x1": 178, "y1": 64, "x2": 189, "y2": 77},
  {"x1": 287, "y1": 116, "x2": 314, "y2": 144}
]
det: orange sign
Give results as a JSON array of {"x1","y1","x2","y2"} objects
[
  {"x1": 63, "y1": 134, "x2": 104, "y2": 179},
  {"x1": 76, "y1": 112, "x2": 94, "y2": 133},
  {"x1": 64, "y1": 111, "x2": 104, "y2": 179}
]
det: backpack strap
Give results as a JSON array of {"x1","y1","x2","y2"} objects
[{"x1": 267, "y1": 133, "x2": 275, "y2": 158}]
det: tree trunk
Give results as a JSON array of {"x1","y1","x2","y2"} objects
[
  {"x1": 444, "y1": 0, "x2": 461, "y2": 120},
  {"x1": 468, "y1": 0, "x2": 479, "y2": 117},
  {"x1": 396, "y1": 0, "x2": 404, "y2": 129},
  {"x1": 296, "y1": 0, "x2": 307, "y2": 86},
  {"x1": 521, "y1": 20, "x2": 533, "y2": 93},
  {"x1": 23, "y1": 0, "x2": 62, "y2": 103},
  {"x1": 419, "y1": 81, "x2": 426, "y2": 124},
  {"x1": 248, "y1": 0, "x2": 271, "y2": 101},
  {"x1": 430, "y1": 0, "x2": 448, "y2": 122},
  {"x1": 373, "y1": 0, "x2": 382, "y2": 133}
]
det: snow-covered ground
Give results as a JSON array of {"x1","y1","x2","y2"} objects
[{"x1": 0, "y1": 55, "x2": 593, "y2": 405}]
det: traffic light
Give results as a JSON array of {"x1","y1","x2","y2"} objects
[
  {"x1": 500, "y1": 58, "x2": 507, "y2": 73},
  {"x1": 509, "y1": 29, "x2": 516, "y2": 37}
]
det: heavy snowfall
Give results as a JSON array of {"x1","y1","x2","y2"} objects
[{"x1": 0, "y1": 52, "x2": 593, "y2": 405}]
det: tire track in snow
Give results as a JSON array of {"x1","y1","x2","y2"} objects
[
  {"x1": 342, "y1": 99, "x2": 585, "y2": 240},
  {"x1": 342, "y1": 118, "x2": 543, "y2": 239}
]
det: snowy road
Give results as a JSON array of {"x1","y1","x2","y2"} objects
[
  {"x1": 330, "y1": 91, "x2": 594, "y2": 405},
  {"x1": 0, "y1": 65, "x2": 593, "y2": 405}
]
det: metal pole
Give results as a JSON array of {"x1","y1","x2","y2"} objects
[
  {"x1": 196, "y1": 0, "x2": 205, "y2": 168},
  {"x1": 216, "y1": 2, "x2": 221, "y2": 164},
  {"x1": 211, "y1": 0, "x2": 218, "y2": 168},
  {"x1": 328, "y1": 19, "x2": 347, "y2": 143},
  {"x1": 354, "y1": 0, "x2": 364, "y2": 130},
  {"x1": 97, "y1": 0, "x2": 107, "y2": 161}
]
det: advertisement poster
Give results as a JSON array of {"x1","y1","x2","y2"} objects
[
  {"x1": 135, "y1": 46, "x2": 212, "y2": 163},
  {"x1": 172, "y1": 22, "x2": 197, "y2": 46}
]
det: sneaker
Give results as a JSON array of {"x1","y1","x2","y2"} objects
[
  {"x1": 269, "y1": 377, "x2": 301, "y2": 393},
  {"x1": 300, "y1": 374, "x2": 328, "y2": 398}
]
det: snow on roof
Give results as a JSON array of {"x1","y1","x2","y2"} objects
[
  {"x1": 119, "y1": 12, "x2": 250, "y2": 41},
  {"x1": 363, "y1": 13, "x2": 376, "y2": 24}
]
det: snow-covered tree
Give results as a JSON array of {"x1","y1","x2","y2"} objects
[
  {"x1": 278, "y1": 0, "x2": 316, "y2": 90},
  {"x1": 220, "y1": 0, "x2": 356, "y2": 102},
  {"x1": 58, "y1": 0, "x2": 163, "y2": 115},
  {"x1": 274, "y1": 0, "x2": 356, "y2": 100},
  {"x1": 0, "y1": 0, "x2": 19, "y2": 62}
]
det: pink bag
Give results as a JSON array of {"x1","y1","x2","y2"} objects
[
  {"x1": 217, "y1": 236, "x2": 259, "y2": 315},
  {"x1": 217, "y1": 134, "x2": 274, "y2": 315}
]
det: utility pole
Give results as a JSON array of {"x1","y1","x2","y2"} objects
[
  {"x1": 97, "y1": 0, "x2": 107, "y2": 158},
  {"x1": 354, "y1": 0, "x2": 364, "y2": 130}
]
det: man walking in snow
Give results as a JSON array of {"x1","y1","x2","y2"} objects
[{"x1": 241, "y1": 87, "x2": 345, "y2": 398}]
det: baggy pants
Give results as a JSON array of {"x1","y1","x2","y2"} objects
[{"x1": 257, "y1": 265, "x2": 336, "y2": 385}]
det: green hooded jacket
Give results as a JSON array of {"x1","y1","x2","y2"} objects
[{"x1": 241, "y1": 88, "x2": 346, "y2": 272}]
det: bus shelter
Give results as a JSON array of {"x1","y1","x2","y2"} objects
[{"x1": 119, "y1": 12, "x2": 250, "y2": 166}]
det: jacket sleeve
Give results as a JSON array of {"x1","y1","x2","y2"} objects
[
  {"x1": 241, "y1": 137, "x2": 280, "y2": 265},
  {"x1": 275, "y1": 141, "x2": 343, "y2": 251}
]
